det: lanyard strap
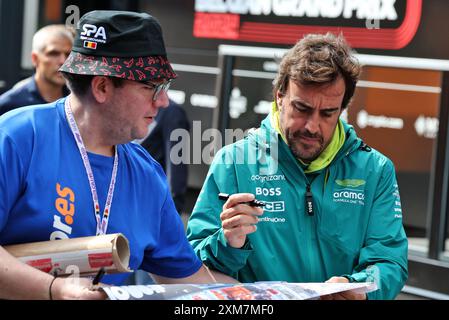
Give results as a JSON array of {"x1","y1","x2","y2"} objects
[{"x1": 64, "y1": 98, "x2": 119, "y2": 235}]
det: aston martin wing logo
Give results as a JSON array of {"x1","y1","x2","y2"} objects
[{"x1": 335, "y1": 179, "x2": 366, "y2": 188}]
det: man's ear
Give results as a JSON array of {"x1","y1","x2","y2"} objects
[
  {"x1": 276, "y1": 90, "x2": 284, "y2": 111},
  {"x1": 91, "y1": 76, "x2": 111, "y2": 103},
  {"x1": 31, "y1": 52, "x2": 39, "y2": 68}
]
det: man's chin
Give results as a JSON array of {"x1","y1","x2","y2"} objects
[
  {"x1": 52, "y1": 74, "x2": 67, "y2": 84},
  {"x1": 52, "y1": 79, "x2": 67, "y2": 87},
  {"x1": 291, "y1": 147, "x2": 321, "y2": 163}
]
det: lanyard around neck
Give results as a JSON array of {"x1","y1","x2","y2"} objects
[{"x1": 64, "y1": 98, "x2": 119, "y2": 235}]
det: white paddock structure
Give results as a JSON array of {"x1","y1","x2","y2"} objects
[
  {"x1": 174, "y1": 45, "x2": 448, "y2": 95},
  {"x1": 218, "y1": 44, "x2": 449, "y2": 72}
]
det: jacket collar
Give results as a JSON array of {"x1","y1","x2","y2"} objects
[{"x1": 253, "y1": 112, "x2": 361, "y2": 173}]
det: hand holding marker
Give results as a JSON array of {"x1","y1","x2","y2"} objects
[
  {"x1": 218, "y1": 193, "x2": 266, "y2": 207},
  {"x1": 218, "y1": 193, "x2": 265, "y2": 248}
]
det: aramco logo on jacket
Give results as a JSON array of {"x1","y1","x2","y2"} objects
[{"x1": 333, "y1": 179, "x2": 365, "y2": 205}]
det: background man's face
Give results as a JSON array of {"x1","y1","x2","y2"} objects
[
  {"x1": 277, "y1": 77, "x2": 345, "y2": 163},
  {"x1": 33, "y1": 36, "x2": 72, "y2": 86}
]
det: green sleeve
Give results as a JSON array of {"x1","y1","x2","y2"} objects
[
  {"x1": 186, "y1": 147, "x2": 253, "y2": 277},
  {"x1": 343, "y1": 159, "x2": 408, "y2": 300}
]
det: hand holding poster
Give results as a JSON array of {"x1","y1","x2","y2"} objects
[{"x1": 4, "y1": 233, "x2": 131, "y2": 276}]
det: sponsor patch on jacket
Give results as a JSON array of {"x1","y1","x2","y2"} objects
[
  {"x1": 333, "y1": 189, "x2": 365, "y2": 206},
  {"x1": 251, "y1": 174, "x2": 285, "y2": 183},
  {"x1": 392, "y1": 183, "x2": 403, "y2": 219},
  {"x1": 335, "y1": 179, "x2": 366, "y2": 188},
  {"x1": 263, "y1": 201, "x2": 285, "y2": 212}
]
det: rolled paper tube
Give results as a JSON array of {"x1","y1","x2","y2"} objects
[{"x1": 4, "y1": 233, "x2": 131, "y2": 276}]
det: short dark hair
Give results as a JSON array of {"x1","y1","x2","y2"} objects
[
  {"x1": 61, "y1": 73, "x2": 126, "y2": 97},
  {"x1": 273, "y1": 33, "x2": 361, "y2": 109}
]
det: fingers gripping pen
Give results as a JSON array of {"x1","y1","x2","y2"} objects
[{"x1": 218, "y1": 193, "x2": 266, "y2": 207}]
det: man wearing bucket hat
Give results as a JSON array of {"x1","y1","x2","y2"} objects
[{"x1": 0, "y1": 10, "x2": 235, "y2": 300}]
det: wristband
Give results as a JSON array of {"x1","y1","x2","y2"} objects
[{"x1": 49, "y1": 277, "x2": 57, "y2": 300}]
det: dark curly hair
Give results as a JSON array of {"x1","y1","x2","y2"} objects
[{"x1": 273, "y1": 33, "x2": 361, "y2": 109}]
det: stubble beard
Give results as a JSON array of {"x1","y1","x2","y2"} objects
[{"x1": 286, "y1": 130, "x2": 324, "y2": 163}]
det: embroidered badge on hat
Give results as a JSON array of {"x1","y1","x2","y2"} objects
[
  {"x1": 80, "y1": 24, "x2": 107, "y2": 50},
  {"x1": 60, "y1": 10, "x2": 177, "y2": 81},
  {"x1": 83, "y1": 41, "x2": 98, "y2": 50}
]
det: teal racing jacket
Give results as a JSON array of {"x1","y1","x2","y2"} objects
[{"x1": 187, "y1": 114, "x2": 408, "y2": 300}]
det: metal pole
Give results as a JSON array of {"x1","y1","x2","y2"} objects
[
  {"x1": 427, "y1": 72, "x2": 449, "y2": 259},
  {"x1": 212, "y1": 54, "x2": 235, "y2": 137}
]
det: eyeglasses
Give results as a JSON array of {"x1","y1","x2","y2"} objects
[{"x1": 142, "y1": 80, "x2": 172, "y2": 101}]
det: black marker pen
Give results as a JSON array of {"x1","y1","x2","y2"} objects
[
  {"x1": 218, "y1": 193, "x2": 266, "y2": 207},
  {"x1": 92, "y1": 267, "x2": 106, "y2": 287}
]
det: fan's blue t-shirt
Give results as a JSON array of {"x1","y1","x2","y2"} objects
[{"x1": 0, "y1": 98, "x2": 202, "y2": 284}]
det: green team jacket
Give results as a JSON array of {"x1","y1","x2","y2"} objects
[{"x1": 187, "y1": 115, "x2": 408, "y2": 300}]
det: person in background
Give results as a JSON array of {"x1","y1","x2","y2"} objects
[
  {"x1": 0, "y1": 10, "x2": 235, "y2": 300},
  {"x1": 187, "y1": 33, "x2": 408, "y2": 300},
  {"x1": 0, "y1": 24, "x2": 73, "y2": 116},
  {"x1": 140, "y1": 99, "x2": 190, "y2": 214}
]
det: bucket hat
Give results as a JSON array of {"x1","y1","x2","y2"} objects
[{"x1": 60, "y1": 10, "x2": 177, "y2": 81}]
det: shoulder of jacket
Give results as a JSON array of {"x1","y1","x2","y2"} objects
[{"x1": 352, "y1": 141, "x2": 394, "y2": 170}]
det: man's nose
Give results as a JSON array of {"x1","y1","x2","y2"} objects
[
  {"x1": 304, "y1": 113, "x2": 320, "y2": 135},
  {"x1": 153, "y1": 90, "x2": 170, "y2": 109},
  {"x1": 58, "y1": 53, "x2": 68, "y2": 65}
]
